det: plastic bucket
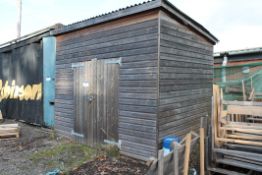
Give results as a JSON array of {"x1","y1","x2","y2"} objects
[{"x1": 162, "y1": 136, "x2": 181, "y2": 156}]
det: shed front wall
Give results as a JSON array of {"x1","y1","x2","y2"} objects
[
  {"x1": 158, "y1": 12, "x2": 213, "y2": 142},
  {"x1": 0, "y1": 43, "x2": 43, "y2": 125},
  {"x1": 55, "y1": 11, "x2": 159, "y2": 160}
]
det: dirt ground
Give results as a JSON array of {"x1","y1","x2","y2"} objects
[
  {"x1": 0, "y1": 120, "x2": 149, "y2": 175},
  {"x1": 0, "y1": 120, "x2": 77, "y2": 175},
  {"x1": 69, "y1": 156, "x2": 148, "y2": 175}
]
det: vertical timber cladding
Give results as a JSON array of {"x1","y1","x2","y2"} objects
[
  {"x1": 0, "y1": 43, "x2": 43, "y2": 125},
  {"x1": 73, "y1": 59, "x2": 119, "y2": 145},
  {"x1": 158, "y1": 12, "x2": 214, "y2": 142},
  {"x1": 55, "y1": 11, "x2": 159, "y2": 159}
]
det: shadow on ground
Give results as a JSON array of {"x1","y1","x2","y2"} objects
[{"x1": 0, "y1": 120, "x2": 148, "y2": 175}]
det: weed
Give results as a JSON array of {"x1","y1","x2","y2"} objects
[{"x1": 30, "y1": 142, "x2": 96, "y2": 173}]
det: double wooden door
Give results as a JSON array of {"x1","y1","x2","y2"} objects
[{"x1": 73, "y1": 59, "x2": 119, "y2": 145}]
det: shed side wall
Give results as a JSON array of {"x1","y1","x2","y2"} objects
[
  {"x1": 55, "y1": 11, "x2": 159, "y2": 160},
  {"x1": 158, "y1": 12, "x2": 213, "y2": 142}
]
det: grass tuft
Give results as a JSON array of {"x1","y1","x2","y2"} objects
[{"x1": 30, "y1": 142, "x2": 96, "y2": 173}]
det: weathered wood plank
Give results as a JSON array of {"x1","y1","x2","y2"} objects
[
  {"x1": 57, "y1": 46, "x2": 158, "y2": 65},
  {"x1": 59, "y1": 19, "x2": 158, "y2": 47},
  {"x1": 119, "y1": 116, "x2": 156, "y2": 127},
  {"x1": 119, "y1": 92, "x2": 157, "y2": 100},
  {"x1": 160, "y1": 102, "x2": 210, "y2": 118},
  {"x1": 160, "y1": 55, "x2": 212, "y2": 67},
  {"x1": 158, "y1": 15, "x2": 213, "y2": 147},
  {"x1": 119, "y1": 98, "x2": 157, "y2": 106},
  {"x1": 58, "y1": 33, "x2": 158, "y2": 56},
  {"x1": 119, "y1": 110, "x2": 157, "y2": 120},
  {"x1": 58, "y1": 40, "x2": 158, "y2": 60},
  {"x1": 160, "y1": 46, "x2": 212, "y2": 62}
]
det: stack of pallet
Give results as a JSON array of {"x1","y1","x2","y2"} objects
[
  {"x1": 0, "y1": 124, "x2": 20, "y2": 139},
  {"x1": 209, "y1": 85, "x2": 262, "y2": 174}
]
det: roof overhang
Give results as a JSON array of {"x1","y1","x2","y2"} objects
[
  {"x1": 214, "y1": 47, "x2": 262, "y2": 58},
  {"x1": 53, "y1": 0, "x2": 218, "y2": 44},
  {"x1": 0, "y1": 23, "x2": 63, "y2": 50}
]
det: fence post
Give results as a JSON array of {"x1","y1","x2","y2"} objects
[
  {"x1": 183, "y1": 133, "x2": 192, "y2": 175},
  {"x1": 242, "y1": 80, "x2": 247, "y2": 101},
  {"x1": 158, "y1": 149, "x2": 164, "y2": 175},
  {"x1": 173, "y1": 142, "x2": 179, "y2": 175},
  {"x1": 200, "y1": 128, "x2": 205, "y2": 175}
]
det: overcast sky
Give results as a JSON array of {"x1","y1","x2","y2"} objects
[{"x1": 0, "y1": 0, "x2": 262, "y2": 52}]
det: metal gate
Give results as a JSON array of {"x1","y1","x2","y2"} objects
[{"x1": 72, "y1": 59, "x2": 119, "y2": 145}]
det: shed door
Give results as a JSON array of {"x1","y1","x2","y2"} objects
[{"x1": 73, "y1": 59, "x2": 119, "y2": 145}]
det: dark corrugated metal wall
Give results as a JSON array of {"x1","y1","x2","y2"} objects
[{"x1": 0, "y1": 43, "x2": 43, "y2": 125}]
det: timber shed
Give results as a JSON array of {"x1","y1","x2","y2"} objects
[
  {"x1": 0, "y1": 24, "x2": 62, "y2": 127},
  {"x1": 53, "y1": 0, "x2": 218, "y2": 160}
]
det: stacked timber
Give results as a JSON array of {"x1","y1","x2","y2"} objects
[
  {"x1": 0, "y1": 124, "x2": 20, "y2": 139},
  {"x1": 209, "y1": 85, "x2": 262, "y2": 174}
]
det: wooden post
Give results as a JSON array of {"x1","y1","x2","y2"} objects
[
  {"x1": 16, "y1": 0, "x2": 22, "y2": 38},
  {"x1": 200, "y1": 128, "x2": 205, "y2": 175},
  {"x1": 205, "y1": 136, "x2": 210, "y2": 170},
  {"x1": 173, "y1": 142, "x2": 179, "y2": 175},
  {"x1": 0, "y1": 110, "x2": 3, "y2": 121},
  {"x1": 251, "y1": 77, "x2": 253, "y2": 90},
  {"x1": 213, "y1": 85, "x2": 219, "y2": 147},
  {"x1": 242, "y1": 80, "x2": 247, "y2": 101},
  {"x1": 183, "y1": 133, "x2": 192, "y2": 175},
  {"x1": 158, "y1": 149, "x2": 164, "y2": 175}
]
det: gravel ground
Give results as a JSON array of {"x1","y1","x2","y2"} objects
[
  {"x1": 0, "y1": 120, "x2": 149, "y2": 175},
  {"x1": 0, "y1": 120, "x2": 63, "y2": 175}
]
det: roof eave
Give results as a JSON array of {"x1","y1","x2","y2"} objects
[
  {"x1": 0, "y1": 23, "x2": 63, "y2": 49},
  {"x1": 52, "y1": 0, "x2": 162, "y2": 36},
  {"x1": 161, "y1": 0, "x2": 218, "y2": 44},
  {"x1": 53, "y1": 0, "x2": 218, "y2": 45}
]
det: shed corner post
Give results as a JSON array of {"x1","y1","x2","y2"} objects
[{"x1": 156, "y1": 9, "x2": 162, "y2": 158}]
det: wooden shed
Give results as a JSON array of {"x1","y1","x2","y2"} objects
[
  {"x1": 0, "y1": 24, "x2": 62, "y2": 127},
  {"x1": 53, "y1": 0, "x2": 218, "y2": 160}
]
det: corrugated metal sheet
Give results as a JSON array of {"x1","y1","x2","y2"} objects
[{"x1": 53, "y1": 0, "x2": 218, "y2": 44}]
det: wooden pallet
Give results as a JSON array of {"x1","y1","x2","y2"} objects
[
  {"x1": 0, "y1": 124, "x2": 20, "y2": 139},
  {"x1": 208, "y1": 167, "x2": 247, "y2": 175},
  {"x1": 211, "y1": 85, "x2": 262, "y2": 173}
]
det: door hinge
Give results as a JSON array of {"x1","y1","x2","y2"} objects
[
  {"x1": 105, "y1": 57, "x2": 122, "y2": 65},
  {"x1": 71, "y1": 130, "x2": 84, "y2": 138},
  {"x1": 71, "y1": 62, "x2": 84, "y2": 68}
]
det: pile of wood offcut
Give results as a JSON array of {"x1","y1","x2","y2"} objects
[
  {"x1": 208, "y1": 85, "x2": 262, "y2": 174},
  {"x1": 0, "y1": 123, "x2": 20, "y2": 139}
]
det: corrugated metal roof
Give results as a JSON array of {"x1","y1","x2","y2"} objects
[
  {"x1": 66, "y1": 0, "x2": 156, "y2": 28},
  {"x1": 214, "y1": 47, "x2": 262, "y2": 57},
  {"x1": 53, "y1": 0, "x2": 160, "y2": 35},
  {"x1": 0, "y1": 23, "x2": 63, "y2": 49},
  {"x1": 53, "y1": 0, "x2": 218, "y2": 44}
]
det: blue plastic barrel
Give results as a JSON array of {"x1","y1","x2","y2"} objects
[{"x1": 163, "y1": 136, "x2": 181, "y2": 156}]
